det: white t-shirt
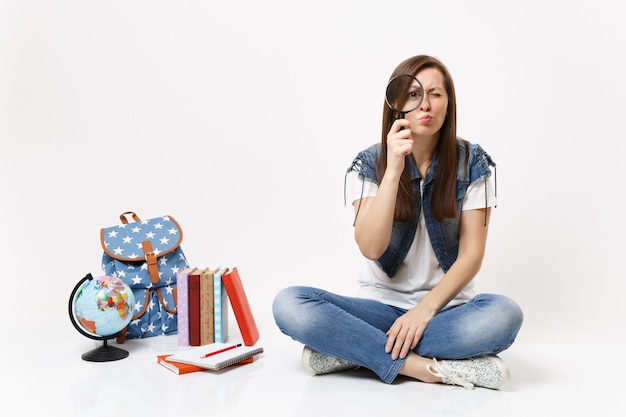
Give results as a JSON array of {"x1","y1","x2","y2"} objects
[{"x1": 347, "y1": 170, "x2": 497, "y2": 310}]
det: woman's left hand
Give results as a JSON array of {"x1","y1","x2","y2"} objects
[{"x1": 385, "y1": 305, "x2": 434, "y2": 360}]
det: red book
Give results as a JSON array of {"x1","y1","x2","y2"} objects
[
  {"x1": 188, "y1": 269, "x2": 202, "y2": 346},
  {"x1": 157, "y1": 354, "x2": 206, "y2": 375},
  {"x1": 222, "y1": 267, "x2": 260, "y2": 346},
  {"x1": 157, "y1": 353, "x2": 254, "y2": 374}
]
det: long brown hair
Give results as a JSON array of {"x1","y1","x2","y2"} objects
[{"x1": 379, "y1": 55, "x2": 461, "y2": 222}]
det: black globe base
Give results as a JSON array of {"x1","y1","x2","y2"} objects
[{"x1": 81, "y1": 339, "x2": 129, "y2": 362}]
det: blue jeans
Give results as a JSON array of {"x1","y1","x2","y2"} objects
[{"x1": 272, "y1": 286, "x2": 523, "y2": 384}]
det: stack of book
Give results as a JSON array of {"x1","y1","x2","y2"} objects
[
  {"x1": 158, "y1": 343, "x2": 264, "y2": 374},
  {"x1": 158, "y1": 266, "x2": 262, "y2": 374},
  {"x1": 176, "y1": 266, "x2": 260, "y2": 347}
]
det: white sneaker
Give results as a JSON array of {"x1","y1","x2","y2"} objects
[
  {"x1": 302, "y1": 346, "x2": 360, "y2": 375},
  {"x1": 427, "y1": 355, "x2": 511, "y2": 390}
]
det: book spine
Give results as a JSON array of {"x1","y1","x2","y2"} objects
[
  {"x1": 199, "y1": 269, "x2": 215, "y2": 345},
  {"x1": 221, "y1": 277, "x2": 229, "y2": 343},
  {"x1": 188, "y1": 271, "x2": 201, "y2": 346},
  {"x1": 213, "y1": 271, "x2": 228, "y2": 343},
  {"x1": 176, "y1": 269, "x2": 190, "y2": 347}
]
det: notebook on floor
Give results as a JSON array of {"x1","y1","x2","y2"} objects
[{"x1": 164, "y1": 342, "x2": 264, "y2": 371}]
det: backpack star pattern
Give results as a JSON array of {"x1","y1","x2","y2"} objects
[{"x1": 101, "y1": 214, "x2": 189, "y2": 340}]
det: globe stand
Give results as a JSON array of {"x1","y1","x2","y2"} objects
[
  {"x1": 69, "y1": 273, "x2": 133, "y2": 362},
  {"x1": 81, "y1": 339, "x2": 129, "y2": 362}
]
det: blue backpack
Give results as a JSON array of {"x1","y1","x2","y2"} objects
[{"x1": 100, "y1": 212, "x2": 189, "y2": 342}]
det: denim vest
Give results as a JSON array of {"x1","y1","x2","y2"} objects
[{"x1": 347, "y1": 139, "x2": 496, "y2": 278}]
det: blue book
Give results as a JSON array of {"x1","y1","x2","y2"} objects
[{"x1": 212, "y1": 267, "x2": 229, "y2": 343}]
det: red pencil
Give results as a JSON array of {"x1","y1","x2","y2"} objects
[{"x1": 200, "y1": 343, "x2": 242, "y2": 358}]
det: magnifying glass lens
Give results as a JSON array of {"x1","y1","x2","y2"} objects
[{"x1": 385, "y1": 74, "x2": 424, "y2": 117}]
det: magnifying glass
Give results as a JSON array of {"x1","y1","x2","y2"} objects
[{"x1": 385, "y1": 74, "x2": 424, "y2": 119}]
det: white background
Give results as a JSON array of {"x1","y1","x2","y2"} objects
[{"x1": 1, "y1": 0, "x2": 624, "y2": 349}]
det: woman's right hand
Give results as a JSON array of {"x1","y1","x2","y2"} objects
[
  {"x1": 386, "y1": 119, "x2": 413, "y2": 176},
  {"x1": 354, "y1": 119, "x2": 412, "y2": 259}
]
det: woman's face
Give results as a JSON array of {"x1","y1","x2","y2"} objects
[{"x1": 407, "y1": 67, "x2": 448, "y2": 138}]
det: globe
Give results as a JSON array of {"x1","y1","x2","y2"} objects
[{"x1": 69, "y1": 273, "x2": 135, "y2": 361}]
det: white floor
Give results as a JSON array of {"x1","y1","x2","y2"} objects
[{"x1": 5, "y1": 323, "x2": 625, "y2": 417}]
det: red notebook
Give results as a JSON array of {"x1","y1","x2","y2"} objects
[{"x1": 222, "y1": 267, "x2": 260, "y2": 346}]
